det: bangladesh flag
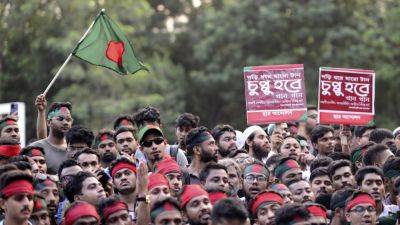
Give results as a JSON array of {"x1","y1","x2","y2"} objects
[{"x1": 72, "y1": 11, "x2": 147, "y2": 75}]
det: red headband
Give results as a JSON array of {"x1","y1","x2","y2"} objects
[
  {"x1": 180, "y1": 185, "x2": 209, "y2": 209},
  {"x1": 1, "y1": 180, "x2": 33, "y2": 198},
  {"x1": 0, "y1": 145, "x2": 21, "y2": 158},
  {"x1": 251, "y1": 191, "x2": 284, "y2": 215},
  {"x1": 156, "y1": 158, "x2": 182, "y2": 175},
  {"x1": 148, "y1": 173, "x2": 170, "y2": 190},
  {"x1": 65, "y1": 202, "x2": 100, "y2": 225},
  {"x1": 307, "y1": 205, "x2": 327, "y2": 219},
  {"x1": 111, "y1": 162, "x2": 137, "y2": 178},
  {"x1": 103, "y1": 201, "x2": 127, "y2": 220},
  {"x1": 5, "y1": 119, "x2": 16, "y2": 126},
  {"x1": 31, "y1": 149, "x2": 44, "y2": 157},
  {"x1": 209, "y1": 191, "x2": 227, "y2": 206},
  {"x1": 120, "y1": 119, "x2": 130, "y2": 126},
  {"x1": 345, "y1": 194, "x2": 376, "y2": 212}
]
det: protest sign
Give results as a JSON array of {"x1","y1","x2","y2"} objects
[
  {"x1": 244, "y1": 64, "x2": 307, "y2": 125},
  {"x1": 318, "y1": 67, "x2": 375, "y2": 125}
]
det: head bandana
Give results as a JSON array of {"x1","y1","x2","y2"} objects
[
  {"x1": 270, "y1": 183, "x2": 289, "y2": 192},
  {"x1": 345, "y1": 193, "x2": 376, "y2": 212},
  {"x1": 33, "y1": 198, "x2": 48, "y2": 213},
  {"x1": 186, "y1": 131, "x2": 213, "y2": 150},
  {"x1": 351, "y1": 145, "x2": 368, "y2": 164},
  {"x1": 1, "y1": 179, "x2": 34, "y2": 198},
  {"x1": 155, "y1": 158, "x2": 182, "y2": 175},
  {"x1": 209, "y1": 191, "x2": 227, "y2": 206},
  {"x1": 148, "y1": 173, "x2": 170, "y2": 190},
  {"x1": 244, "y1": 163, "x2": 269, "y2": 177},
  {"x1": 34, "y1": 178, "x2": 56, "y2": 192},
  {"x1": 94, "y1": 132, "x2": 114, "y2": 148},
  {"x1": 0, "y1": 116, "x2": 17, "y2": 131},
  {"x1": 151, "y1": 201, "x2": 180, "y2": 222},
  {"x1": 47, "y1": 106, "x2": 69, "y2": 120},
  {"x1": 274, "y1": 159, "x2": 300, "y2": 180},
  {"x1": 103, "y1": 201, "x2": 128, "y2": 221},
  {"x1": 250, "y1": 191, "x2": 284, "y2": 215},
  {"x1": 111, "y1": 162, "x2": 136, "y2": 178},
  {"x1": 307, "y1": 205, "x2": 327, "y2": 219},
  {"x1": 24, "y1": 147, "x2": 45, "y2": 157},
  {"x1": 180, "y1": 185, "x2": 209, "y2": 209},
  {"x1": 64, "y1": 202, "x2": 100, "y2": 225},
  {"x1": 0, "y1": 144, "x2": 21, "y2": 158}
]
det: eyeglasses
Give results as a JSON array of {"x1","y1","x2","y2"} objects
[
  {"x1": 141, "y1": 138, "x2": 164, "y2": 147},
  {"x1": 350, "y1": 205, "x2": 376, "y2": 215},
  {"x1": 244, "y1": 174, "x2": 267, "y2": 182}
]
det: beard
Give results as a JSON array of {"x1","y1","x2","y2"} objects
[
  {"x1": 218, "y1": 147, "x2": 231, "y2": 158},
  {"x1": 252, "y1": 143, "x2": 269, "y2": 160},
  {"x1": 200, "y1": 148, "x2": 217, "y2": 163},
  {"x1": 118, "y1": 186, "x2": 135, "y2": 195},
  {"x1": 102, "y1": 152, "x2": 117, "y2": 163}
]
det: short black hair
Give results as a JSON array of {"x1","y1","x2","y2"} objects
[
  {"x1": 150, "y1": 197, "x2": 181, "y2": 223},
  {"x1": 0, "y1": 164, "x2": 18, "y2": 175},
  {"x1": 175, "y1": 113, "x2": 200, "y2": 128},
  {"x1": 8, "y1": 155, "x2": 30, "y2": 164},
  {"x1": 275, "y1": 203, "x2": 310, "y2": 225},
  {"x1": 93, "y1": 129, "x2": 115, "y2": 149},
  {"x1": 66, "y1": 125, "x2": 94, "y2": 146},
  {"x1": 310, "y1": 157, "x2": 333, "y2": 172},
  {"x1": 265, "y1": 154, "x2": 282, "y2": 170},
  {"x1": 211, "y1": 198, "x2": 248, "y2": 224},
  {"x1": 311, "y1": 125, "x2": 334, "y2": 144},
  {"x1": 355, "y1": 166, "x2": 384, "y2": 186},
  {"x1": 363, "y1": 144, "x2": 388, "y2": 166},
  {"x1": 73, "y1": 148, "x2": 100, "y2": 161},
  {"x1": 383, "y1": 157, "x2": 400, "y2": 179},
  {"x1": 310, "y1": 167, "x2": 329, "y2": 183},
  {"x1": 211, "y1": 124, "x2": 235, "y2": 143},
  {"x1": 199, "y1": 163, "x2": 227, "y2": 183},
  {"x1": 369, "y1": 128, "x2": 393, "y2": 144},
  {"x1": 185, "y1": 126, "x2": 210, "y2": 156},
  {"x1": 330, "y1": 188, "x2": 355, "y2": 210},
  {"x1": 99, "y1": 196, "x2": 128, "y2": 223},
  {"x1": 328, "y1": 160, "x2": 352, "y2": 180},
  {"x1": 114, "y1": 126, "x2": 136, "y2": 142},
  {"x1": 109, "y1": 157, "x2": 135, "y2": 179},
  {"x1": 133, "y1": 106, "x2": 161, "y2": 128},
  {"x1": 10, "y1": 161, "x2": 32, "y2": 171},
  {"x1": 354, "y1": 125, "x2": 376, "y2": 138},
  {"x1": 113, "y1": 114, "x2": 135, "y2": 130},
  {"x1": 65, "y1": 171, "x2": 95, "y2": 203},
  {"x1": 328, "y1": 152, "x2": 350, "y2": 161},
  {"x1": 0, "y1": 170, "x2": 33, "y2": 199},
  {"x1": 20, "y1": 146, "x2": 45, "y2": 156},
  {"x1": 47, "y1": 102, "x2": 72, "y2": 118},
  {"x1": 58, "y1": 159, "x2": 80, "y2": 178},
  {"x1": 315, "y1": 193, "x2": 332, "y2": 210}
]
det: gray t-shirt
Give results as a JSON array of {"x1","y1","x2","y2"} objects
[{"x1": 29, "y1": 139, "x2": 68, "y2": 175}]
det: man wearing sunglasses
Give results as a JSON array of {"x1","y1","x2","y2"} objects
[
  {"x1": 137, "y1": 125, "x2": 167, "y2": 171},
  {"x1": 345, "y1": 191, "x2": 377, "y2": 225}
]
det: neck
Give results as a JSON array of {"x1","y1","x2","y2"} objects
[
  {"x1": 101, "y1": 161, "x2": 111, "y2": 168},
  {"x1": 48, "y1": 130, "x2": 66, "y2": 145},
  {"x1": 189, "y1": 158, "x2": 207, "y2": 176},
  {"x1": 4, "y1": 217, "x2": 29, "y2": 225},
  {"x1": 119, "y1": 192, "x2": 137, "y2": 210},
  {"x1": 376, "y1": 200, "x2": 384, "y2": 215}
]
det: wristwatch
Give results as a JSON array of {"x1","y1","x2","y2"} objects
[{"x1": 137, "y1": 195, "x2": 150, "y2": 204}]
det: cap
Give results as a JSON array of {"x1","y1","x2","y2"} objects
[{"x1": 137, "y1": 125, "x2": 164, "y2": 144}]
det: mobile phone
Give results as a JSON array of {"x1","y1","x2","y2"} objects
[{"x1": 10, "y1": 103, "x2": 18, "y2": 116}]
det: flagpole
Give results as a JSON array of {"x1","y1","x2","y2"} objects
[{"x1": 42, "y1": 9, "x2": 106, "y2": 96}]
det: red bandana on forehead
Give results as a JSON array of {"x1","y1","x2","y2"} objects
[
  {"x1": 111, "y1": 162, "x2": 137, "y2": 178},
  {"x1": 5, "y1": 119, "x2": 16, "y2": 126},
  {"x1": 120, "y1": 119, "x2": 130, "y2": 125},
  {"x1": 65, "y1": 202, "x2": 100, "y2": 225},
  {"x1": 180, "y1": 185, "x2": 209, "y2": 209},
  {"x1": 148, "y1": 173, "x2": 169, "y2": 190},
  {"x1": 59, "y1": 106, "x2": 68, "y2": 114},
  {"x1": 1, "y1": 180, "x2": 34, "y2": 198},
  {"x1": 103, "y1": 201, "x2": 127, "y2": 220},
  {"x1": 345, "y1": 193, "x2": 376, "y2": 212},
  {"x1": 31, "y1": 148, "x2": 44, "y2": 157},
  {"x1": 307, "y1": 205, "x2": 327, "y2": 219},
  {"x1": 209, "y1": 191, "x2": 227, "y2": 206},
  {"x1": 250, "y1": 191, "x2": 284, "y2": 215},
  {"x1": 100, "y1": 134, "x2": 111, "y2": 141}
]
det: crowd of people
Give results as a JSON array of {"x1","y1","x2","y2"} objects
[{"x1": 0, "y1": 94, "x2": 400, "y2": 225}]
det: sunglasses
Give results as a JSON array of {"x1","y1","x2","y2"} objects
[{"x1": 141, "y1": 137, "x2": 164, "y2": 147}]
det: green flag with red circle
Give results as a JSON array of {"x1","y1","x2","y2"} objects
[{"x1": 72, "y1": 11, "x2": 147, "y2": 75}]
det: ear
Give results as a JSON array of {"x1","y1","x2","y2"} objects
[
  {"x1": 355, "y1": 161, "x2": 363, "y2": 169},
  {"x1": 0, "y1": 198, "x2": 5, "y2": 211},
  {"x1": 74, "y1": 195, "x2": 81, "y2": 202},
  {"x1": 193, "y1": 145, "x2": 201, "y2": 156},
  {"x1": 245, "y1": 139, "x2": 253, "y2": 147},
  {"x1": 345, "y1": 212, "x2": 351, "y2": 222},
  {"x1": 46, "y1": 119, "x2": 51, "y2": 127}
]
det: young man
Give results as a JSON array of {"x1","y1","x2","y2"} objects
[
  {"x1": 354, "y1": 125, "x2": 376, "y2": 146},
  {"x1": 218, "y1": 158, "x2": 242, "y2": 198},
  {"x1": 275, "y1": 203, "x2": 310, "y2": 225},
  {"x1": 148, "y1": 173, "x2": 171, "y2": 204},
  {"x1": 30, "y1": 197, "x2": 51, "y2": 225},
  {"x1": 155, "y1": 157, "x2": 183, "y2": 197},
  {"x1": 0, "y1": 171, "x2": 34, "y2": 225},
  {"x1": 63, "y1": 201, "x2": 100, "y2": 225},
  {"x1": 242, "y1": 162, "x2": 269, "y2": 201},
  {"x1": 369, "y1": 128, "x2": 397, "y2": 153},
  {"x1": 20, "y1": 146, "x2": 47, "y2": 174},
  {"x1": 211, "y1": 198, "x2": 249, "y2": 225},
  {"x1": 186, "y1": 126, "x2": 219, "y2": 184},
  {"x1": 311, "y1": 125, "x2": 335, "y2": 158},
  {"x1": 211, "y1": 124, "x2": 237, "y2": 159},
  {"x1": 288, "y1": 179, "x2": 315, "y2": 204},
  {"x1": 174, "y1": 112, "x2": 200, "y2": 150},
  {"x1": 270, "y1": 183, "x2": 293, "y2": 204},
  {"x1": 99, "y1": 197, "x2": 133, "y2": 225},
  {"x1": 65, "y1": 125, "x2": 94, "y2": 159},
  {"x1": 330, "y1": 188, "x2": 355, "y2": 225},
  {"x1": 328, "y1": 159, "x2": 355, "y2": 190},
  {"x1": 34, "y1": 178, "x2": 59, "y2": 224},
  {"x1": 309, "y1": 167, "x2": 334, "y2": 197},
  {"x1": 199, "y1": 163, "x2": 229, "y2": 194},
  {"x1": 30, "y1": 102, "x2": 73, "y2": 174},
  {"x1": 179, "y1": 185, "x2": 212, "y2": 225},
  {"x1": 0, "y1": 115, "x2": 20, "y2": 143},
  {"x1": 363, "y1": 144, "x2": 394, "y2": 167},
  {"x1": 249, "y1": 191, "x2": 284, "y2": 225},
  {"x1": 345, "y1": 191, "x2": 377, "y2": 225},
  {"x1": 94, "y1": 129, "x2": 118, "y2": 168},
  {"x1": 137, "y1": 125, "x2": 168, "y2": 171},
  {"x1": 113, "y1": 114, "x2": 136, "y2": 131},
  {"x1": 115, "y1": 126, "x2": 138, "y2": 157},
  {"x1": 243, "y1": 125, "x2": 271, "y2": 163},
  {"x1": 150, "y1": 198, "x2": 183, "y2": 225},
  {"x1": 274, "y1": 157, "x2": 302, "y2": 186},
  {"x1": 74, "y1": 148, "x2": 101, "y2": 175},
  {"x1": 305, "y1": 203, "x2": 328, "y2": 225},
  {"x1": 355, "y1": 166, "x2": 399, "y2": 217}
]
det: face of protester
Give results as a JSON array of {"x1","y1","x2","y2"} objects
[
  {"x1": 359, "y1": 129, "x2": 374, "y2": 146},
  {"x1": 184, "y1": 195, "x2": 212, "y2": 225},
  {"x1": 0, "y1": 193, "x2": 34, "y2": 222},
  {"x1": 31, "y1": 210, "x2": 51, "y2": 225},
  {"x1": 332, "y1": 166, "x2": 355, "y2": 190},
  {"x1": 75, "y1": 177, "x2": 106, "y2": 206},
  {"x1": 141, "y1": 134, "x2": 166, "y2": 163},
  {"x1": 176, "y1": 125, "x2": 192, "y2": 146},
  {"x1": 226, "y1": 165, "x2": 241, "y2": 194},
  {"x1": 197, "y1": 137, "x2": 218, "y2": 163},
  {"x1": 311, "y1": 175, "x2": 334, "y2": 197},
  {"x1": 203, "y1": 169, "x2": 229, "y2": 193},
  {"x1": 113, "y1": 168, "x2": 136, "y2": 195},
  {"x1": 382, "y1": 137, "x2": 397, "y2": 152},
  {"x1": 1, "y1": 124, "x2": 20, "y2": 142},
  {"x1": 250, "y1": 130, "x2": 271, "y2": 159},
  {"x1": 38, "y1": 182, "x2": 59, "y2": 216},
  {"x1": 243, "y1": 172, "x2": 268, "y2": 199},
  {"x1": 280, "y1": 137, "x2": 301, "y2": 161},
  {"x1": 281, "y1": 168, "x2": 303, "y2": 185},
  {"x1": 307, "y1": 216, "x2": 327, "y2": 225},
  {"x1": 154, "y1": 210, "x2": 183, "y2": 225},
  {"x1": 375, "y1": 148, "x2": 394, "y2": 167},
  {"x1": 165, "y1": 172, "x2": 183, "y2": 197},
  {"x1": 31, "y1": 156, "x2": 47, "y2": 174},
  {"x1": 234, "y1": 153, "x2": 254, "y2": 171},
  {"x1": 72, "y1": 216, "x2": 99, "y2": 225},
  {"x1": 106, "y1": 209, "x2": 132, "y2": 225},
  {"x1": 97, "y1": 139, "x2": 118, "y2": 164},
  {"x1": 67, "y1": 142, "x2": 88, "y2": 159},
  {"x1": 60, "y1": 165, "x2": 82, "y2": 189},
  {"x1": 360, "y1": 173, "x2": 385, "y2": 202},
  {"x1": 289, "y1": 180, "x2": 315, "y2": 204},
  {"x1": 77, "y1": 153, "x2": 100, "y2": 175},
  {"x1": 256, "y1": 202, "x2": 281, "y2": 225},
  {"x1": 116, "y1": 131, "x2": 138, "y2": 156},
  {"x1": 276, "y1": 188, "x2": 293, "y2": 204},
  {"x1": 48, "y1": 108, "x2": 73, "y2": 135},
  {"x1": 346, "y1": 203, "x2": 377, "y2": 225},
  {"x1": 314, "y1": 131, "x2": 335, "y2": 156},
  {"x1": 149, "y1": 185, "x2": 171, "y2": 204},
  {"x1": 217, "y1": 131, "x2": 237, "y2": 158}
]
